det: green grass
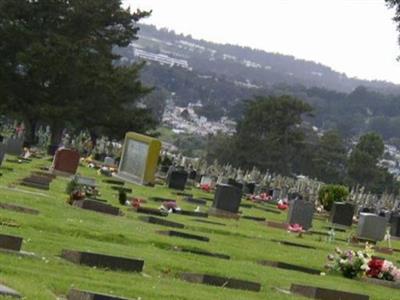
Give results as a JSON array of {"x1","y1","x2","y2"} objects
[{"x1": 0, "y1": 156, "x2": 399, "y2": 299}]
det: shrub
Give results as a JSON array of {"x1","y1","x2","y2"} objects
[{"x1": 318, "y1": 184, "x2": 349, "y2": 211}]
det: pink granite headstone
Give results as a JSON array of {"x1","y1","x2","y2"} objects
[{"x1": 52, "y1": 149, "x2": 80, "y2": 175}]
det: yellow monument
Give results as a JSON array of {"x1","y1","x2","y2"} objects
[{"x1": 115, "y1": 132, "x2": 161, "y2": 185}]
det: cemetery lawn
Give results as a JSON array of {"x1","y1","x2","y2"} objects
[{"x1": 0, "y1": 156, "x2": 399, "y2": 299}]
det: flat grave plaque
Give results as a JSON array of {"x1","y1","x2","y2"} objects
[
  {"x1": 290, "y1": 284, "x2": 369, "y2": 300},
  {"x1": 254, "y1": 206, "x2": 281, "y2": 215},
  {"x1": 103, "y1": 179, "x2": 125, "y2": 186},
  {"x1": 21, "y1": 176, "x2": 50, "y2": 190},
  {"x1": 173, "y1": 192, "x2": 193, "y2": 197},
  {"x1": 192, "y1": 219, "x2": 226, "y2": 226},
  {"x1": 139, "y1": 216, "x2": 184, "y2": 228},
  {"x1": 0, "y1": 234, "x2": 23, "y2": 251},
  {"x1": 61, "y1": 250, "x2": 144, "y2": 272},
  {"x1": 68, "y1": 288, "x2": 132, "y2": 300},
  {"x1": 175, "y1": 210, "x2": 208, "y2": 218},
  {"x1": 258, "y1": 260, "x2": 321, "y2": 275},
  {"x1": 176, "y1": 247, "x2": 230, "y2": 260},
  {"x1": 149, "y1": 196, "x2": 175, "y2": 203},
  {"x1": 184, "y1": 197, "x2": 207, "y2": 206},
  {"x1": 265, "y1": 221, "x2": 287, "y2": 230},
  {"x1": 242, "y1": 215, "x2": 266, "y2": 222},
  {"x1": 0, "y1": 284, "x2": 21, "y2": 299},
  {"x1": 131, "y1": 207, "x2": 168, "y2": 217},
  {"x1": 272, "y1": 239, "x2": 317, "y2": 250},
  {"x1": 157, "y1": 230, "x2": 210, "y2": 242},
  {"x1": 0, "y1": 203, "x2": 39, "y2": 215},
  {"x1": 73, "y1": 200, "x2": 120, "y2": 216},
  {"x1": 181, "y1": 272, "x2": 261, "y2": 292},
  {"x1": 111, "y1": 186, "x2": 132, "y2": 193},
  {"x1": 361, "y1": 278, "x2": 400, "y2": 289}
]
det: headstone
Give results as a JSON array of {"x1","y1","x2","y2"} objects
[
  {"x1": 0, "y1": 143, "x2": 6, "y2": 167},
  {"x1": 51, "y1": 148, "x2": 80, "y2": 175},
  {"x1": 390, "y1": 213, "x2": 400, "y2": 237},
  {"x1": 180, "y1": 273, "x2": 261, "y2": 292},
  {"x1": 258, "y1": 260, "x2": 321, "y2": 275},
  {"x1": 139, "y1": 216, "x2": 184, "y2": 228},
  {"x1": 188, "y1": 170, "x2": 197, "y2": 180},
  {"x1": 357, "y1": 213, "x2": 387, "y2": 242},
  {"x1": 287, "y1": 199, "x2": 314, "y2": 230},
  {"x1": 290, "y1": 284, "x2": 369, "y2": 300},
  {"x1": 114, "y1": 132, "x2": 161, "y2": 185},
  {"x1": 68, "y1": 289, "x2": 132, "y2": 300},
  {"x1": 157, "y1": 230, "x2": 210, "y2": 242},
  {"x1": 0, "y1": 284, "x2": 21, "y2": 299},
  {"x1": 0, "y1": 234, "x2": 23, "y2": 251},
  {"x1": 329, "y1": 202, "x2": 355, "y2": 228},
  {"x1": 167, "y1": 170, "x2": 188, "y2": 191},
  {"x1": 211, "y1": 184, "x2": 242, "y2": 214},
  {"x1": 73, "y1": 200, "x2": 120, "y2": 216},
  {"x1": 243, "y1": 182, "x2": 256, "y2": 195},
  {"x1": 104, "y1": 156, "x2": 116, "y2": 166},
  {"x1": 5, "y1": 138, "x2": 23, "y2": 156},
  {"x1": 61, "y1": 250, "x2": 144, "y2": 272}
]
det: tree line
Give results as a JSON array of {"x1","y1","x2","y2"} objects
[{"x1": 206, "y1": 95, "x2": 400, "y2": 195}]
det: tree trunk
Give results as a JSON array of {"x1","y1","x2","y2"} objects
[{"x1": 48, "y1": 123, "x2": 64, "y2": 155}]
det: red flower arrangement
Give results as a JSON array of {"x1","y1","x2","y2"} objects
[{"x1": 200, "y1": 184, "x2": 211, "y2": 193}]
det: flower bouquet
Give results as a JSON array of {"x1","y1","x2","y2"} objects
[
  {"x1": 326, "y1": 247, "x2": 370, "y2": 279},
  {"x1": 367, "y1": 258, "x2": 400, "y2": 282}
]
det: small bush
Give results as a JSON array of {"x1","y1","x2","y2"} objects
[{"x1": 318, "y1": 184, "x2": 349, "y2": 211}]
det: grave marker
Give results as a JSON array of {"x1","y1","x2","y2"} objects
[
  {"x1": 287, "y1": 199, "x2": 314, "y2": 230},
  {"x1": 258, "y1": 260, "x2": 321, "y2": 275},
  {"x1": 5, "y1": 138, "x2": 23, "y2": 156},
  {"x1": 272, "y1": 239, "x2": 316, "y2": 250},
  {"x1": 139, "y1": 216, "x2": 185, "y2": 228},
  {"x1": 290, "y1": 284, "x2": 369, "y2": 300},
  {"x1": 61, "y1": 250, "x2": 144, "y2": 272},
  {"x1": 175, "y1": 210, "x2": 208, "y2": 218},
  {"x1": 180, "y1": 273, "x2": 261, "y2": 292},
  {"x1": 330, "y1": 202, "x2": 355, "y2": 228},
  {"x1": 390, "y1": 213, "x2": 400, "y2": 237},
  {"x1": 131, "y1": 207, "x2": 168, "y2": 217},
  {"x1": 192, "y1": 219, "x2": 226, "y2": 226},
  {"x1": 157, "y1": 230, "x2": 210, "y2": 242},
  {"x1": 0, "y1": 234, "x2": 23, "y2": 251},
  {"x1": 73, "y1": 200, "x2": 120, "y2": 216},
  {"x1": 68, "y1": 289, "x2": 132, "y2": 300},
  {"x1": 115, "y1": 132, "x2": 161, "y2": 185},
  {"x1": 210, "y1": 184, "x2": 242, "y2": 215},
  {"x1": 176, "y1": 247, "x2": 230, "y2": 260},
  {"x1": 0, "y1": 203, "x2": 39, "y2": 215},
  {"x1": 242, "y1": 215, "x2": 266, "y2": 222},
  {"x1": 167, "y1": 170, "x2": 188, "y2": 190},
  {"x1": 357, "y1": 213, "x2": 387, "y2": 242},
  {"x1": 0, "y1": 144, "x2": 6, "y2": 167},
  {"x1": 51, "y1": 148, "x2": 80, "y2": 176}
]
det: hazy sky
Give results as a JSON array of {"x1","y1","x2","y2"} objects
[{"x1": 124, "y1": 0, "x2": 400, "y2": 84}]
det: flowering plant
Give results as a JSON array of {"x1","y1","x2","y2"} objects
[
  {"x1": 326, "y1": 246, "x2": 400, "y2": 282},
  {"x1": 250, "y1": 193, "x2": 272, "y2": 203},
  {"x1": 326, "y1": 247, "x2": 370, "y2": 279},
  {"x1": 367, "y1": 258, "x2": 400, "y2": 282}
]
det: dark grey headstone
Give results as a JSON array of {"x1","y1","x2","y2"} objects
[
  {"x1": 73, "y1": 200, "x2": 120, "y2": 216},
  {"x1": 390, "y1": 214, "x2": 400, "y2": 237},
  {"x1": 0, "y1": 144, "x2": 6, "y2": 167},
  {"x1": 139, "y1": 216, "x2": 184, "y2": 228},
  {"x1": 0, "y1": 284, "x2": 21, "y2": 298},
  {"x1": 259, "y1": 260, "x2": 321, "y2": 275},
  {"x1": 61, "y1": 250, "x2": 144, "y2": 272},
  {"x1": 158, "y1": 230, "x2": 209, "y2": 242},
  {"x1": 0, "y1": 234, "x2": 23, "y2": 251},
  {"x1": 5, "y1": 138, "x2": 24, "y2": 156},
  {"x1": 243, "y1": 182, "x2": 255, "y2": 195},
  {"x1": 330, "y1": 202, "x2": 355, "y2": 227},
  {"x1": 357, "y1": 213, "x2": 387, "y2": 242},
  {"x1": 67, "y1": 289, "x2": 132, "y2": 300},
  {"x1": 167, "y1": 170, "x2": 188, "y2": 190},
  {"x1": 290, "y1": 284, "x2": 369, "y2": 300},
  {"x1": 181, "y1": 273, "x2": 261, "y2": 292},
  {"x1": 212, "y1": 184, "x2": 242, "y2": 213},
  {"x1": 287, "y1": 199, "x2": 314, "y2": 230}
]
